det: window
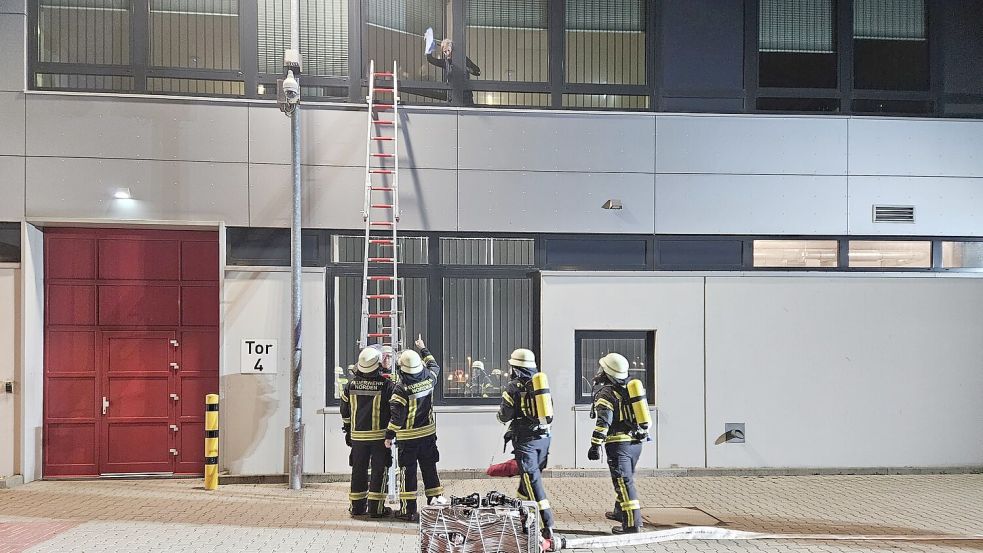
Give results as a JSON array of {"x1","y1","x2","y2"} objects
[
  {"x1": 754, "y1": 240, "x2": 838, "y2": 268},
  {"x1": 150, "y1": 0, "x2": 241, "y2": 71},
  {"x1": 942, "y1": 242, "x2": 983, "y2": 269},
  {"x1": 758, "y1": 0, "x2": 837, "y2": 89},
  {"x1": 366, "y1": 0, "x2": 446, "y2": 84},
  {"x1": 0, "y1": 223, "x2": 19, "y2": 263},
  {"x1": 854, "y1": 0, "x2": 928, "y2": 91},
  {"x1": 439, "y1": 237, "x2": 534, "y2": 266},
  {"x1": 575, "y1": 331, "x2": 654, "y2": 405},
  {"x1": 848, "y1": 240, "x2": 931, "y2": 268},
  {"x1": 258, "y1": 0, "x2": 349, "y2": 77},
  {"x1": 38, "y1": 0, "x2": 132, "y2": 65},
  {"x1": 565, "y1": 0, "x2": 646, "y2": 86},
  {"x1": 442, "y1": 278, "x2": 532, "y2": 402},
  {"x1": 467, "y1": 0, "x2": 549, "y2": 83}
]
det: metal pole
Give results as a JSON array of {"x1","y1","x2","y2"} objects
[{"x1": 288, "y1": 0, "x2": 304, "y2": 491}]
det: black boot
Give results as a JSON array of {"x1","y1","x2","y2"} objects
[
  {"x1": 604, "y1": 511, "x2": 622, "y2": 522},
  {"x1": 394, "y1": 512, "x2": 419, "y2": 522},
  {"x1": 370, "y1": 507, "x2": 393, "y2": 518},
  {"x1": 612, "y1": 525, "x2": 641, "y2": 535}
]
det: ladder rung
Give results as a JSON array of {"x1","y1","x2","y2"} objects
[
  {"x1": 368, "y1": 258, "x2": 395, "y2": 263},
  {"x1": 372, "y1": 121, "x2": 394, "y2": 125},
  {"x1": 372, "y1": 105, "x2": 394, "y2": 110},
  {"x1": 370, "y1": 204, "x2": 394, "y2": 208},
  {"x1": 367, "y1": 295, "x2": 397, "y2": 300},
  {"x1": 370, "y1": 187, "x2": 394, "y2": 191},
  {"x1": 368, "y1": 276, "x2": 395, "y2": 281},
  {"x1": 368, "y1": 313, "x2": 396, "y2": 319},
  {"x1": 369, "y1": 170, "x2": 394, "y2": 174},
  {"x1": 369, "y1": 239, "x2": 394, "y2": 245},
  {"x1": 370, "y1": 222, "x2": 394, "y2": 226},
  {"x1": 370, "y1": 153, "x2": 395, "y2": 158},
  {"x1": 374, "y1": 88, "x2": 394, "y2": 93},
  {"x1": 367, "y1": 333, "x2": 392, "y2": 338},
  {"x1": 371, "y1": 137, "x2": 394, "y2": 141},
  {"x1": 374, "y1": 72, "x2": 393, "y2": 77}
]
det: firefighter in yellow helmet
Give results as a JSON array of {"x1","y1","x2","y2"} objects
[
  {"x1": 496, "y1": 348, "x2": 560, "y2": 550},
  {"x1": 588, "y1": 352, "x2": 652, "y2": 534},
  {"x1": 341, "y1": 346, "x2": 396, "y2": 518},
  {"x1": 385, "y1": 336, "x2": 444, "y2": 522}
]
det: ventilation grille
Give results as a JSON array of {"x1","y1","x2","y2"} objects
[{"x1": 873, "y1": 205, "x2": 915, "y2": 223}]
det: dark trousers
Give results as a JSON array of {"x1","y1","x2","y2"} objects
[
  {"x1": 514, "y1": 435, "x2": 555, "y2": 531},
  {"x1": 396, "y1": 435, "x2": 443, "y2": 515},
  {"x1": 349, "y1": 440, "x2": 390, "y2": 515},
  {"x1": 605, "y1": 441, "x2": 643, "y2": 529}
]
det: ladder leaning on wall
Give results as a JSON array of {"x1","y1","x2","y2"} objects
[{"x1": 358, "y1": 60, "x2": 403, "y2": 356}]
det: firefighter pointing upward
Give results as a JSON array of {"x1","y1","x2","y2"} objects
[{"x1": 588, "y1": 352, "x2": 652, "y2": 534}]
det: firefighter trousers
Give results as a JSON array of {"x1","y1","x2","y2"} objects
[
  {"x1": 349, "y1": 440, "x2": 390, "y2": 515},
  {"x1": 514, "y1": 435, "x2": 555, "y2": 531},
  {"x1": 605, "y1": 441, "x2": 643, "y2": 529},
  {"x1": 396, "y1": 435, "x2": 443, "y2": 515}
]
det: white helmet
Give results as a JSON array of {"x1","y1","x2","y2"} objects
[
  {"x1": 509, "y1": 348, "x2": 537, "y2": 369},
  {"x1": 398, "y1": 350, "x2": 424, "y2": 375},
  {"x1": 471, "y1": 360, "x2": 485, "y2": 371},
  {"x1": 599, "y1": 352, "x2": 629, "y2": 380},
  {"x1": 357, "y1": 347, "x2": 382, "y2": 373}
]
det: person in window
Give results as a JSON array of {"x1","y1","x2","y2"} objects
[
  {"x1": 587, "y1": 353, "x2": 651, "y2": 535},
  {"x1": 385, "y1": 335, "x2": 444, "y2": 522},
  {"x1": 341, "y1": 347, "x2": 396, "y2": 518},
  {"x1": 426, "y1": 35, "x2": 481, "y2": 105},
  {"x1": 496, "y1": 348, "x2": 560, "y2": 551}
]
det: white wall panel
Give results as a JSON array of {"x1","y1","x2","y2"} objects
[
  {"x1": 249, "y1": 164, "x2": 458, "y2": 231},
  {"x1": 26, "y1": 96, "x2": 248, "y2": 162},
  {"x1": 657, "y1": 115, "x2": 848, "y2": 175},
  {"x1": 222, "y1": 269, "x2": 326, "y2": 475},
  {"x1": 541, "y1": 273, "x2": 706, "y2": 469},
  {"x1": 0, "y1": 14, "x2": 25, "y2": 92},
  {"x1": 459, "y1": 171, "x2": 655, "y2": 234},
  {"x1": 0, "y1": 92, "x2": 24, "y2": 155},
  {"x1": 19, "y1": 223, "x2": 42, "y2": 481},
  {"x1": 0, "y1": 268, "x2": 18, "y2": 478},
  {"x1": 249, "y1": 106, "x2": 457, "y2": 170},
  {"x1": 0, "y1": 156, "x2": 25, "y2": 220},
  {"x1": 459, "y1": 112, "x2": 656, "y2": 173},
  {"x1": 0, "y1": 1, "x2": 27, "y2": 14},
  {"x1": 26, "y1": 157, "x2": 249, "y2": 224},
  {"x1": 849, "y1": 118, "x2": 983, "y2": 178},
  {"x1": 705, "y1": 276, "x2": 983, "y2": 468},
  {"x1": 849, "y1": 176, "x2": 983, "y2": 236},
  {"x1": 656, "y1": 174, "x2": 849, "y2": 235}
]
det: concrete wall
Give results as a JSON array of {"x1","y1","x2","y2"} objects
[
  {"x1": 0, "y1": 266, "x2": 19, "y2": 479},
  {"x1": 222, "y1": 268, "x2": 327, "y2": 475}
]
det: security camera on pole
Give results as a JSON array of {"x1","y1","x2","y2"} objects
[{"x1": 278, "y1": 0, "x2": 304, "y2": 491}]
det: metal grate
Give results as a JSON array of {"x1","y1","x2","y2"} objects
[
  {"x1": 872, "y1": 205, "x2": 916, "y2": 223},
  {"x1": 466, "y1": 0, "x2": 548, "y2": 83},
  {"x1": 147, "y1": 77, "x2": 245, "y2": 95},
  {"x1": 565, "y1": 0, "x2": 646, "y2": 85},
  {"x1": 472, "y1": 91, "x2": 550, "y2": 107},
  {"x1": 439, "y1": 237, "x2": 535, "y2": 266},
  {"x1": 36, "y1": 72, "x2": 135, "y2": 91},
  {"x1": 855, "y1": 0, "x2": 925, "y2": 40},
  {"x1": 759, "y1": 0, "x2": 834, "y2": 53},
  {"x1": 150, "y1": 0, "x2": 241, "y2": 70},
  {"x1": 258, "y1": 0, "x2": 349, "y2": 76},
  {"x1": 366, "y1": 0, "x2": 445, "y2": 83},
  {"x1": 562, "y1": 94, "x2": 649, "y2": 110},
  {"x1": 37, "y1": 0, "x2": 131, "y2": 65}
]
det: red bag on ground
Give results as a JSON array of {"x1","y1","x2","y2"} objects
[{"x1": 486, "y1": 458, "x2": 520, "y2": 477}]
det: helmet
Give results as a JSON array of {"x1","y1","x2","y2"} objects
[
  {"x1": 357, "y1": 347, "x2": 382, "y2": 373},
  {"x1": 471, "y1": 360, "x2": 485, "y2": 371},
  {"x1": 398, "y1": 350, "x2": 424, "y2": 375},
  {"x1": 509, "y1": 348, "x2": 537, "y2": 369},
  {"x1": 599, "y1": 352, "x2": 629, "y2": 381}
]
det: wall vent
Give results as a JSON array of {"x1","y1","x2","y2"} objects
[{"x1": 872, "y1": 205, "x2": 915, "y2": 223}]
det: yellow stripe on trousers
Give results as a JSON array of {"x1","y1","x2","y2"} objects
[{"x1": 618, "y1": 477, "x2": 633, "y2": 527}]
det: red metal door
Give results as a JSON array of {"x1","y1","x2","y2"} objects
[{"x1": 100, "y1": 331, "x2": 177, "y2": 474}]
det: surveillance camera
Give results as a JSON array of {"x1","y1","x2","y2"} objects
[{"x1": 280, "y1": 70, "x2": 300, "y2": 105}]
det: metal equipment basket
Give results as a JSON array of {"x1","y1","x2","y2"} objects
[{"x1": 419, "y1": 493, "x2": 540, "y2": 553}]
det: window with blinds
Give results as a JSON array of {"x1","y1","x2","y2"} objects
[
  {"x1": 37, "y1": 0, "x2": 132, "y2": 66},
  {"x1": 466, "y1": 0, "x2": 549, "y2": 83},
  {"x1": 365, "y1": 0, "x2": 446, "y2": 83},
  {"x1": 758, "y1": 0, "x2": 837, "y2": 90},
  {"x1": 854, "y1": 0, "x2": 926, "y2": 40},
  {"x1": 565, "y1": 0, "x2": 646, "y2": 85},
  {"x1": 258, "y1": 0, "x2": 349, "y2": 77},
  {"x1": 853, "y1": 0, "x2": 929, "y2": 92}
]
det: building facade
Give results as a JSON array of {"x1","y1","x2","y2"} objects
[{"x1": 1, "y1": 0, "x2": 982, "y2": 483}]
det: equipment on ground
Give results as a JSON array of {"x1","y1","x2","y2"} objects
[{"x1": 420, "y1": 491, "x2": 541, "y2": 553}]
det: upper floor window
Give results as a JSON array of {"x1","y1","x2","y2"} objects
[
  {"x1": 758, "y1": 0, "x2": 837, "y2": 89},
  {"x1": 853, "y1": 0, "x2": 929, "y2": 91}
]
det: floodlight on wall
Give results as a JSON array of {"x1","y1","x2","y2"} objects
[
  {"x1": 113, "y1": 187, "x2": 132, "y2": 200},
  {"x1": 602, "y1": 199, "x2": 623, "y2": 210}
]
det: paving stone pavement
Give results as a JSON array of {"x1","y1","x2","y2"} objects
[{"x1": 0, "y1": 474, "x2": 980, "y2": 552}]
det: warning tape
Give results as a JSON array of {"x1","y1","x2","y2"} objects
[{"x1": 561, "y1": 526, "x2": 983, "y2": 550}]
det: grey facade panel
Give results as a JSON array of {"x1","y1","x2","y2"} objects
[
  {"x1": 848, "y1": 176, "x2": 983, "y2": 236},
  {"x1": 0, "y1": 14, "x2": 25, "y2": 92},
  {"x1": 458, "y1": 170, "x2": 655, "y2": 234},
  {"x1": 0, "y1": 92, "x2": 24, "y2": 155},
  {"x1": 458, "y1": 112, "x2": 656, "y2": 174},
  {"x1": 0, "y1": 155, "x2": 25, "y2": 220},
  {"x1": 660, "y1": 0, "x2": 745, "y2": 94},
  {"x1": 0, "y1": 1, "x2": 26, "y2": 15},
  {"x1": 848, "y1": 118, "x2": 983, "y2": 178},
  {"x1": 655, "y1": 174, "x2": 848, "y2": 235},
  {"x1": 26, "y1": 96, "x2": 249, "y2": 163},
  {"x1": 656, "y1": 115, "x2": 849, "y2": 176},
  {"x1": 248, "y1": 164, "x2": 458, "y2": 231},
  {"x1": 26, "y1": 157, "x2": 249, "y2": 224}
]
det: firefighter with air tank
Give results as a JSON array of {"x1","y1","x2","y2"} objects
[{"x1": 587, "y1": 352, "x2": 652, "y2": 534}]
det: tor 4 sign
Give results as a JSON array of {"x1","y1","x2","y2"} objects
[{"x1": 241, "y1": 339, "x2": 278, "y2": 374}]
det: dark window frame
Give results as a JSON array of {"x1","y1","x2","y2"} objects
[{"x1": 574, "y1": 329, "x2": 656, "y2": 406}]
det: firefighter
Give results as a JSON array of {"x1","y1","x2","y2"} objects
[
  {"x1": 497, "y1": 348, "x2": 560, "y2": 549},
  {"x1": 341, "y1": 346, "x2": 396, "y2": 518},
  {"x1": 385, "y1": 335, "x2": 444, "y2": 522},
  {"x1": 587, "y1": 352, "x2": 651, "y2": 534}
]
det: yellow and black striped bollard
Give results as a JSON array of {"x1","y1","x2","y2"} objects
[{"x1": 205, "y1": 394, "x2": 219, "y2": 490}]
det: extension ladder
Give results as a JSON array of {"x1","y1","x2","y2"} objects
[{"x1": 358, "y1": 60, "x2": 402, "y2": 355}]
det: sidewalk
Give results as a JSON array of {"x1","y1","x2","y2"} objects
[{"x1": 0, "y1": 474, "x2": 981, "y2": 552}]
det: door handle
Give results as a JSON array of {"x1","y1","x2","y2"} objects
[
  {"x1": 169, "y1": 448, "x2": 179, "y2": 456},
  {"x1": 169, "y1": 424, "x2": 179, "y2": 432},
  {"x1": 102, "y1": 396, "x2": 110, "y2": 415},
  {"x1": 169, "y1": 393, "x2": 180, "y2": 401},
  {"x1": 169, "y1": 363, "x2": 180, "y2": 371},
  {"x1": 170, "y1": 339, "x2": 180, "y2": 347}
]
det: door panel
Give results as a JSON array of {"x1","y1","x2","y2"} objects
[
  {"x1": 99, "y1": 285, "x2": 180, "y2": 326},
  {"x1": 47, "y1": 284, "x2": 96, "y2": 325},
  {"x1": 46, "y1": 331, "x2": 96, "y2": 374},
  {"x1": 101, "y1": 331, "x2": 175, "y2": 474},
  {"x1": 98, "y1": 239, "x2": 181, "y2": 281},
  {"x1": 46, "y1": 379, "x2": 96, "y2": 419},
  {"x1": 45, "y1": 424, "x2": 98, "y2": 476},
  {"x1": 181, "y1": 285, "x2": 219, "y2": 326},
  {"x1": 181, "y1": 241, "x2": 219, "y2": 281},
  {"x1": 45, "y1": 237, "x2": 96, "y2": 280}
]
